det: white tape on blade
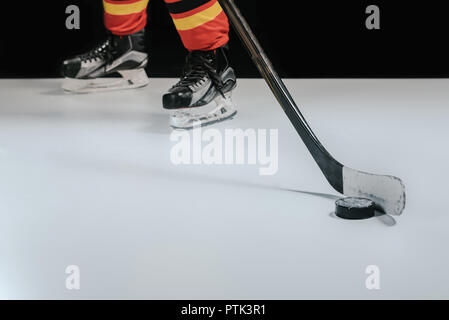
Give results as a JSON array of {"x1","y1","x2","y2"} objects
[{"x1": 343, "y1": 166, "x2": 406, "y2": 215}]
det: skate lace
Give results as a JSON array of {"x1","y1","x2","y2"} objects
[
  {"x1": 79, "y1": 38, "x2": 115, "y2": 63},
  {"x1": 174, "y1": 51, "x2": 224, "y2": 94}
]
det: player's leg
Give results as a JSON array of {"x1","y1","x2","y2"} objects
[
  {"x1": 61, "y1": 0, "x2": 150, "y2": 93},
  {"x1": 163, "y1": 0, "x2": 237, "y2": 128}
]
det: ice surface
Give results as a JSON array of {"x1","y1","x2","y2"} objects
[{"x1": 1, "y1": 78, "x2": 449, "y2": 299}]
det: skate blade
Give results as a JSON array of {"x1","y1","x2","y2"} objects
[
  {"x1": 62, "y1": 69, "x2": 149, "y2": 94},
  {"x1": 170, "y1": 93, "x2": 237, "y2": 129}
]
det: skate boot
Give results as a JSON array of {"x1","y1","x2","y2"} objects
[
  {"x1": 61, "y1": 30, "x2": 149, "y2": 93},
  {"x1": 163, "y1": 44, "x2": 237, "y2": 129}
]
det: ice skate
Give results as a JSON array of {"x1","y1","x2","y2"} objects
[
  {"x1": 163, "y1": 45, "x2": 237, "y2": 129},
  {"x1": 61, "y1": 30, "x2": 149, "y2": 93}
]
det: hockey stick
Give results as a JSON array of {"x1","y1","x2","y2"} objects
[{"x1": 219, "y1": 0, "x2": 406, "y2": 215}]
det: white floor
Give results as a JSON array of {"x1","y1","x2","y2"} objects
[{"x1": 0, "y1": 78, "x2": 448, "y2": 299}]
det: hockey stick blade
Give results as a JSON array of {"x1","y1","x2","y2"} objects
[
  {"x1": 343, "y1": 167, "x2": 405, "y2": 215},
  {"x1": 219, "y1": 0, "x2": 406, "y2": 215}
]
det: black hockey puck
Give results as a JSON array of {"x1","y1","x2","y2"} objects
[{"x1": 335, "y1": 197, "x2": 376, "y2": 220}]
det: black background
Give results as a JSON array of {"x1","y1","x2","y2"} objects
[
  {"x1": 0, "y1": 0, "x2": 448, "y2": 78},
  {"x1": 0, "y1": 300, "x2": 433, "y2": 319}
]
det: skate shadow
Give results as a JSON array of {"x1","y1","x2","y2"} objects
[
  {"x1": 40, "y1": 88, "x2": 68, "y2": 96},
  {"x1": 141, "y1": 113, "x2": 172, "y2": 134},
  {"x1": 35, "y1": 80, "x2": 68, "y2": 96}
]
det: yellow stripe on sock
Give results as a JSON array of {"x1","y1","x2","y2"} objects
[
  {"x1": 103, "y1": 0, "x2": 149, "y2": 16},
  {"x1": 172, "y1": 1, "x2": 223, "y2": 31}
]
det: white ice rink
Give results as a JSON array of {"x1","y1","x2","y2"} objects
[{"x1": 1, "y1": 78, "x2": 448, "y2": 299}]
